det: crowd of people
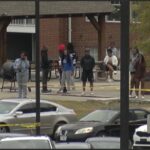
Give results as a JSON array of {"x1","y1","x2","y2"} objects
[{"x1": 12, "y1": 42, "x2": 146, "y2": 99}]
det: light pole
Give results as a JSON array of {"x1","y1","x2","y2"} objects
[
  {"x1": 120, "y1": 0, "x2": 130, "y2": 149},
  {"x1": 35, "y1": 0, "x2": 40, "y2": 135}
]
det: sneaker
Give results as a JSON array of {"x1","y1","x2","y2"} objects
[
  {"x1": 141, "y1": 95, "x2": 145, "y2": 99},
  {"x1": 135, "y1": 96, "x2": 138, "y2": 99},
  {"x1": 90, "y1": 92, "x2": 94, "y2": 95},
  {"x1": 129, "y1": 94, "x2": 132, "y2": 98},
  {"x1": 81, "y1": 92, "x2": 85, "y2": 96},
  {"x1": 113, "y1": 71, "x2": 117, "y2": 74},
  {"x1": 63, "y1": 87, "x2": 67, "y2": 93},
  {"x1": 107, "y1": 79, "x2": 113, "y2": 82}
]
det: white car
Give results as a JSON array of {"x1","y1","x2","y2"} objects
[
  {"x1": 133, "y1": 124, "x2": 150, "y2": 149},
  {"x1": 0, "y1": 136, "x2": 54, "y2": 149}
]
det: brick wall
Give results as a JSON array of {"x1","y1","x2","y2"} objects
[{"x1": 40, "y1": 17, "x2": 121, "y2": 61}]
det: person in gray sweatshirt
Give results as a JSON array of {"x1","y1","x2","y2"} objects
[{"x1": 14, "y1": 52, "x2": 30, "y2": 98}]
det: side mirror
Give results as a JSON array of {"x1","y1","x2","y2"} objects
[
  {"x1": 14, "y1": 111, "x2": 23, "y2": 117},
  {"x1": 114, "y1": 119, "x2": 120, "y2": 124}
]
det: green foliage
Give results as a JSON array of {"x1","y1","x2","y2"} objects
[{"x1": 130, "y1": 2, "x2": 150, "y2": 67}]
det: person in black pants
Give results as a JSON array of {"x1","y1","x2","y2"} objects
[
  {"x1": 80, "y1": 48, "x2": 95, "y2": 96},
  {"x1": 41, "y1": 45, "x2": 51, "y2": 93}
]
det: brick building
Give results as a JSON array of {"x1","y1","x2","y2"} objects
[{"x1": 0, "y1": 0, "x2": 115, "y2": 65}]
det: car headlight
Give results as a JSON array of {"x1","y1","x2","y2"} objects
[
  {"x1": 55, "y1": 126, "x2": 62, "y2": 134},
  {"x1": 75, "y1": 127, "x2": 93, "y2": 134}
]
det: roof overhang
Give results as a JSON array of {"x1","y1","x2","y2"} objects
[{"x1": 0, "y1": 0, "x2": 113, "y2": 18}]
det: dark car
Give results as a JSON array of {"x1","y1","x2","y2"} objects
[{"x1": 54, "y1": 108, "x2": 149, "y2": 142}]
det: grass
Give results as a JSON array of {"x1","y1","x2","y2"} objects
[{"x1": 51, "y1": 100, "x2": 150, "y2": 119}]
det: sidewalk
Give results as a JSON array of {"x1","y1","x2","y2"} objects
[{"x1": 1, "y1": 77, "x2": 150, "y2": 103}]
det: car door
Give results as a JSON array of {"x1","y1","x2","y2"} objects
[
  {"x1": 10, "y1": 102, "x2": 36, "y2": 134},
  {"x1": 39, "y1": 102, "x2": 58, "y2": 135}
]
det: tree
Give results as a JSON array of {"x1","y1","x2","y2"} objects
[{"x1": 131, "y1": 1, "x2": 150, "y2": 66}]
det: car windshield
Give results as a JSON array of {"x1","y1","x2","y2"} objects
[
  {"x1": 0, "y1": 139, "x2": 51, "y2": 149},
  {"x1": 0, "y1": 101, "x2": 18, "y2": 114},
  {"x1": 89, "y1": 141, "x2": 120, "y2": 149},
  {"x1": 80, "y1": 110, "x2": 118, "y2": 123}
]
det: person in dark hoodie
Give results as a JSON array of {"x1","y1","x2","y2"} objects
[
  {"x1": 80, "y1": 48, "x2": 95, "y2": 96},
  {"x1": 41, "y1": 45, "x2": 51, "y2": 93}
]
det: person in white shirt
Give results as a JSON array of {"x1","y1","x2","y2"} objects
[{"x1": 104, "y1": 48, "x2": 118, "y2": 81}]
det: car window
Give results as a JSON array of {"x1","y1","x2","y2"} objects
[
  {"x1": 80, "y1": 110, "x2": 118, "y2": 123},
  {"x1": 0, "y1": 101, "x2": 18, "y2": 114},
  {"x1": 17, "y1": 103, "x2": 36, "y2": 114},
  {"x1": 134, "y1": 110, "x2": 148, "y2": 120},
  {"x1": 40, "y1": 103, "x2": 57, "y2": 112}
]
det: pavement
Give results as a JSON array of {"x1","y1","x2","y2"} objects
[{"x1": 1, "y1": 74, "x2": 150, "y2": 103}]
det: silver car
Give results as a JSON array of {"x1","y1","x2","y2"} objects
[{"x1": 0, "y1": 99, "x2": 77, "y2": 136}]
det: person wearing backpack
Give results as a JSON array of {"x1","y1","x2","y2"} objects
[{"x1": 80, "y1": 48, "x2": 95, "y2": 96}]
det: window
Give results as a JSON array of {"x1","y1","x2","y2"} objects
[
  {"x1": 105, "y1": 0, "x2": 120, "y2": 22},
  {"x1": 134, "y1": 110, "x2": 147, "y2": 120},
  {"x1": 40, "y1": 103, "x2": 57, "y2": 112},
  {"x1": 106, "y1": 1, "x2": 139, "y2": 23},
  {"x1": 17, "y1": 103, "x2": 36, "y2": 114},
  {"x1": 89, "y1": 48, "x2": 98, "y2": 61},
  {"x1": 10, "y1": 19, "x2": 35, "y2": 25}
]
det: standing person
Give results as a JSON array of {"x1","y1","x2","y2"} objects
[
  {"x1": 80, "y1": 48, "x2": 95, "y2": 95},
  {"x1": 41, "y1": 45, "x2": 51, "y2": 93},
  {"x1": 67, "y1": 42, "x2": 77, "y2": 90},
  {"x1": 61, "y1": 49, "x2": 73, "y2": 93},
  {"x1": 57, "y1": 44, "x2": 67, "y2": 93},
  {"x1": 129, "y1": 47, "x2": 146, "y2": 99},
  {"x1": 104, "y1": 48, "x2": 118, "y2": 82},
  {"x1": 14, "y1": 52, "x2": 30, "y2": 98}
]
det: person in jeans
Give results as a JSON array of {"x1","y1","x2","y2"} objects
[
  {"x1": 67, "y1": 42, "x2": 78, "y2": 90},
  {"x1": 80, "y1": 48, "x2": 95, "y2": 95},
  {"x1": 61, "y1": 49, "x2": 73, "y2": 93},
  {"x1": 14, "y1": 52, "x2": 30, "y2": 98}
]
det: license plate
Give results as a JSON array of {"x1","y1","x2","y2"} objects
[
  {"x1": 140, "y1": 139, "x2": 147, "y2": 142},
  {"x1": 60, "y1": 135, "x2": 67, "y2": 141}
]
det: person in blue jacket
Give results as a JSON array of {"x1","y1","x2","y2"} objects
[{"x1": 61, "y1": 49, "x2": 73, "y2": 93}]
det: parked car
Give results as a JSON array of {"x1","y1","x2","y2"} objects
[
  {"x1": 133, "y1": 124, "x2": 150, "y2": 150},
  {"x1": 0, "y1": 136, "x2": 54, "y2": 149},
  {"x1": 0, "y1": 99, "x2": 77, "y2": 137},
  {"x1": 85, "y1": 137, "x2": 120, "y2": 149},
  {"x1": 54, "y1": 142, "x2": 92, "y2": 149},
  {"x1": 54, "y1": 108, "x2": 149, "y2": 142},
  {"x1": 0, "y1": 133, "x2": 29, "y2": 140}
]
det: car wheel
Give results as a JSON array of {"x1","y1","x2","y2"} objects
[
  {"x1": 53, "y1": 121, "x2": 67, "y2": 138},
  {"x1": 97, "y1": 131, "x2": 107, "y2": 137},
  {"x1": 0, "y1": 126, "x2": 9, "y2": 133}
]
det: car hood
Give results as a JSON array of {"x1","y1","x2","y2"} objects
[
  {"x1": 0, "y1": 114, "x2": 11, "y2": 120},
  {"x1": 135, "y1": 124, "x2": 147, "y2": 132},
  {"x1": 61, "y1": 121, "x2": 105, "y2": 130}
]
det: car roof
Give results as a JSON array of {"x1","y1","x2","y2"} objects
[
  {"x1": 0, "y1": 133, "x2": 29, "y2": 139},
  {"x1": 1, "y1": 136, "x2": 50, "y2": 141},
  {"x1": 0, "y1": 99, "x2": 66, "y2": 108},
  {"x1": 86, "y1": 137, "x2": 120, "y2": 142},
  {"x1": 55, "y1": 142, "x2": 91, "y2": 149}
]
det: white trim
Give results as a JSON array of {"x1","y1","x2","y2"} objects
[{"x1": 7, "y1": 25, "x2": 35, "y2": 33}]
